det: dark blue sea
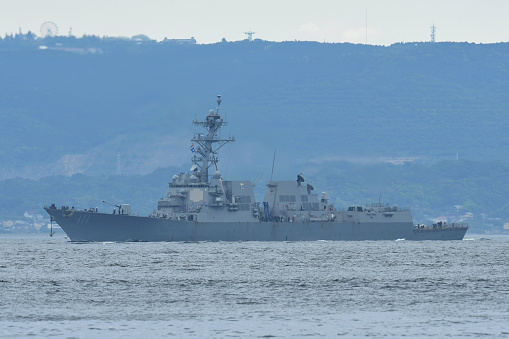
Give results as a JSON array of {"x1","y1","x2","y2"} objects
[{"x1": 1, "y1": 234, "x2": 508, "y2": 338}]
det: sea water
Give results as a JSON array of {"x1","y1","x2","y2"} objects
[{"x1": 0, "y1": 234, "x2": 508, "y2": 337}]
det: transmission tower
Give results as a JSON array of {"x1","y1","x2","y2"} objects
[
  {"x1": 430, "y1": 22, "x2": 436, "y2": 43},
  {"x1": 244, "y1": 30, "x2": 256, "y2": 41}
]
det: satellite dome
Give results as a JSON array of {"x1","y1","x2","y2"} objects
[
  {"x1": 212, "y1": 171, "x2": 221, "y2": 179},
  {"x1": 189, "y1": 175, "x2": 198, "y2": 183}
]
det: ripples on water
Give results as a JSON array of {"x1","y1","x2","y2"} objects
[{"x1": 1, "y1": 234, "x2": 508, "y2": 337}]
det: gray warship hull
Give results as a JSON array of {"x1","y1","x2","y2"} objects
[{"x1": 45, "y1": 208, "x2": 468, "y2": 242}]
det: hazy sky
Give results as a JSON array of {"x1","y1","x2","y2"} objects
[{"x1": 2, "y1": 0, "x2": 508, "y2": 45}]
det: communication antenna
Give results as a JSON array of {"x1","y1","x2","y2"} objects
[
  {"x1": 244, "y1": 30, "x2": 256, "y2": 41},
  {"x1": 40, "y1": 21, "x2": 59, "y2": 38},
  {"x1": 216, "y1": 94, "x2": 221, "y2": 114},
  {"x1": 430, "y1": 22, "x2": 436, "y2": 43}
]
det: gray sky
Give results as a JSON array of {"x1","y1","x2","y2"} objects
[{"x1": 2, "y1": 0, "x2": 508, "y2": 44}]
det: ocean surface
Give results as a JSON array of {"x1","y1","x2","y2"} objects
[{"x1": 1, "y1": 233, "x2": 508, "y2": 338}]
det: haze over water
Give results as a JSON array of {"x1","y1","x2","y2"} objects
[{"x1": 1, "y1": 234, "x2": 508, "y2": 337}]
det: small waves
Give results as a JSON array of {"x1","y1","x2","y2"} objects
[{"x1": 1, "y1": 235, "x2": 509, "y2": 337}]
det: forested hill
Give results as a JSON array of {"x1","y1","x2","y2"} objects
[{"x1": 1, "y1": 36, "x2": 509, "y2": 181}]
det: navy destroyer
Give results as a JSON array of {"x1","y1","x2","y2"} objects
[{"x1": 45, "y1": 96, "x2": 468, "y2": 241}]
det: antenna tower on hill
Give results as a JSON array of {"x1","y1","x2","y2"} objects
[
  {"x1": 430, "y1": 22, "x2": 436, "y2": 43},
  {"x1": 244, "y1": 30, "x2": 256, "y2": 41}
]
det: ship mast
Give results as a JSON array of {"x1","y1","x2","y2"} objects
[{"x1": 191, "y1": 95, "x2": 234, "y2": 183}]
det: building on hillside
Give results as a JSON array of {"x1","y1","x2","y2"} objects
[{"x1": 161, "y1": 37, "x2": 196, "y2": 45}]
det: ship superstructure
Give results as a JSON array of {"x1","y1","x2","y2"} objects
[{"x1": 152, "y1": 96, "x2": 259, "y2": 223}]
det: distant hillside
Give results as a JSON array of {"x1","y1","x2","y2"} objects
[{"x1": 1, "y1": 36, "x2": 509, "y2": 181}]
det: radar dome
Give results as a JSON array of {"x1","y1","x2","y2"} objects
[{"x1": 212, "y1": 171, "x2": 221, "y2": 179}]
